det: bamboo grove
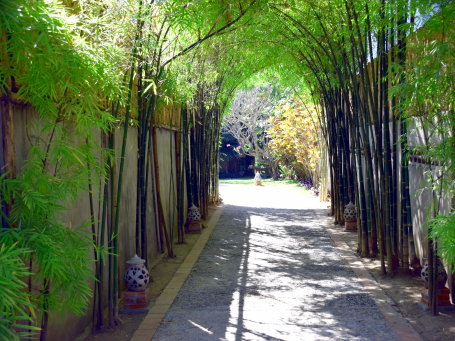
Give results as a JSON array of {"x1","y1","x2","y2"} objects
[
  {"x1": 0, "y1": 0, "x2": 453, "y2": 340},
  {"x1": 265, "y1": 0, "x2": 454, "y2": 315},
  {"x1": 0, "y1": 0, "x2": 262, "y2": 339}
]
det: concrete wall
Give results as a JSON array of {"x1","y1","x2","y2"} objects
[
  {"x1": 408, "y1": 118, "x2": 451, "y2": 261},
  {"x1": 10, "y1": 104, "x2": 184, "y2": 341}
]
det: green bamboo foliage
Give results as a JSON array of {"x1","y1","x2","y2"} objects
[
  {"x1": 175, "y1": 127, "x2": 185, "y2": 244},
  {"x1": 0, "y1": 1, "x2": 125, "y2": 339}
]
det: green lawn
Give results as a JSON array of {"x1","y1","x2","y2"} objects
[{"x1": 219, "y1": 178, "x2": 304, "y2": 188}]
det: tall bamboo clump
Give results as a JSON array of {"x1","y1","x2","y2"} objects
[
  {"x1": 271, "y1": 0, "x2": 424, "y2": 276},
  {"x1": 322, "y1": 0, "x2": 416, "y2": 275},
  {"x1": 281, "y1": 1, "x2": 453, "y2": 305},
  {"x1": 273, "y1": 0, "x2": 452, "y2": 311},
  {"x1": 187, "y1": 81, "x2": 223, "y2": 218}
]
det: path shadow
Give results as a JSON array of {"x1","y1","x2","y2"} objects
[{"x1": 153, "y1": 203, "x2": 397, "y2": 341}]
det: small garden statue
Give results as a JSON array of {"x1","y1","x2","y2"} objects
[{"x1": 254, "y1": 171, "x2": 262, "y2": 186}]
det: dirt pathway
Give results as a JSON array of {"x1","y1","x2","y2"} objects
[{"x1": 151, "y1": 184, "x2": 404, "y2": 340}]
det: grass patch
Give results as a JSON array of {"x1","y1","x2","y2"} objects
[{"x1": 219, "y1": 178, "x2": 303, "y2": 188}]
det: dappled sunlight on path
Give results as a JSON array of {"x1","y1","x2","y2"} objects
[{"x1": 152, "y1": 184, "x2": 399, "y2": 341}]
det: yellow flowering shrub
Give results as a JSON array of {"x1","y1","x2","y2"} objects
[{"x1": 267, "y1": 96, "x2": 320, "y2": 180}]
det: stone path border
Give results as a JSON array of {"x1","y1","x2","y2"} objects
[
  {"x1": 323, "y1": 221, "x2": 423, "y2": 341},
  {"x1": 129, "y1": 205, "x2": 224, "y2": 341}
]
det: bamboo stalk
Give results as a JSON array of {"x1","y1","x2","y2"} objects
[
  {"x1": 0, "y1": 96, "x2": 15, "y2": 179},
  {"x1": 96, "y1": 169, "x2": 108, "y2": 330},
  {"x1": 86, "y1": 153, "x2": 99, "y2": 332},
  {"x1": 39, "y1": 280, "x2": 50, "y2": 341},
  {"x1": 167, "y1": 129, "x2": 177, "y2": 247},
  {"x1": 152, "y1": 126, "x2": 174, "y2": 258},
  {"x1": 174, "y1": 129, "x2": 184, "y2": 244},
  {"x1": 110, "y1": 54, "x2": 136, "y2": 326}
]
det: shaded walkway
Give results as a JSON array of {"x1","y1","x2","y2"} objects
[{"x1": 152, "y1": 184, "x2": 399, "y2": 340}]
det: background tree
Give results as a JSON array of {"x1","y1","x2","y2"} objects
[{"x1": 222, "y1": 87, "x2": 280, "y2": 178}]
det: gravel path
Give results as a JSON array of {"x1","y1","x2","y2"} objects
[{"x1": 152, "y1": 184, "x2": 399, "y2": 341}]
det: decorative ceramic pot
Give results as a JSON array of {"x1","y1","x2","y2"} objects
[
  {"x1": 344, "y1": 202, "x2": 357, "y2": 231},
  {"x1": 421, "y1": 258, "x2": 448, "y2": 289},
  {"x1": 125, "y1": 254, "x2": 149, "y2": 292},
  {"x1": 344, "y1": 202, "x2": 357, "y2": 221},
  {"x1": 187, "y1": 204, "x2": 201, "y2": 223}
]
